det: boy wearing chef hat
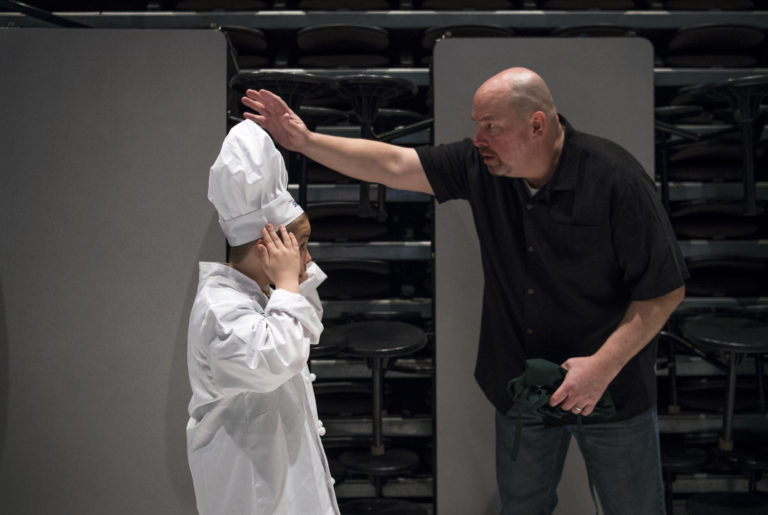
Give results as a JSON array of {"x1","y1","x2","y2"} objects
[{"x1": 186, "y1": 120, "x2": 339, "y2": 515}]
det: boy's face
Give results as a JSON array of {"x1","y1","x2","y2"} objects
[{"x1": 289, "y1": 216, "x2": 312, "y2": 281}]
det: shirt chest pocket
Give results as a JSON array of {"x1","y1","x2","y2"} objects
[
  {"x1": 544, "y1": 221, "x2": 605, "y2": 263},
  {"x1": 543, "y1": 192, "x2": 604, "y2": 257}
]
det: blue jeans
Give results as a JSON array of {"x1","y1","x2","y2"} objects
[{"x1": 495, "y1": 404, "x2": 666, "y2": 515}]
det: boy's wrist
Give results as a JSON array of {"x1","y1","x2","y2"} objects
[{"x1": 274, "y1": 278, "x2": 300, "y2": 294}]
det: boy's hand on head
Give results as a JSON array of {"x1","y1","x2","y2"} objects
[{"x1": 256, "y1": 223, "x2": 301, "y2": 293}]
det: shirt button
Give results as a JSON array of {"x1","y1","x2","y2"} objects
[
  {"x1": 526, "y1": 204, "x2": 533, "y2": 211},
  {"x1": 309, "y1": 373, "x2": 317, "y2": 382},
  {"x1": 527, "y1": 288, "x2": 534, "y2": 295},
  {"x1": 527, "y1": 328, "x2": 534, "y2": 335},
  {"x1": 528, "y1": 246, "x2": 535, "y2": 253}
]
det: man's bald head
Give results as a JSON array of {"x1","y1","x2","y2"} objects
[{"x1": 476, "y1": 67, "x2": 558, "y2": 122}]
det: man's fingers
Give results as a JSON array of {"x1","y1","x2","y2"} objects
[
  {"x1": 241, "y1": 96, "x2": 265, "y2": 112},
  {"x1": 243, "y1": 112, "x2": 266, "y2": 125},
  {"x1": 260, "y1": 89, "x2": 283, "y2": 105}
]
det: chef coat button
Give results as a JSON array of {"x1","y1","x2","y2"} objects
[
  {"x1": 330, "y1": 477, "x2": 336, "y2": 486},
  {"x1": 526, "y1": 204, "x2": 533, "y2": 211},
  {"x1": 318, "y1": 426, "x2": 327, "y2": 436},
  {"x1": 309, "y1": 373, "x2": 317, "y2": 382}
]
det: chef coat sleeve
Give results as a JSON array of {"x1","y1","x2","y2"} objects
[
  {"x1": 299, "y1": 261, "x2": 327, "y2": 322},
  {"x1": 206, "y1": 289, "x2": 323, "y2": 393}
]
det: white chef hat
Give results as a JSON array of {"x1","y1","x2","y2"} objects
[{"x1": 208, "y1": 120, "x2": 304, "y2": 246}]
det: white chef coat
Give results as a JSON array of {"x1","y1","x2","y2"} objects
[{"x1": 186, "y1": 261, "x2": 339, "y2": 515}]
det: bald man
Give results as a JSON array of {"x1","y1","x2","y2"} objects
[{"x1": 242, "y1": 68, "x2": 687, "y2": 515}]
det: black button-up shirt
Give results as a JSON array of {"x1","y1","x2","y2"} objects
[{"x1": 417, "y1": 117, "x2": 688, "y2": 421}]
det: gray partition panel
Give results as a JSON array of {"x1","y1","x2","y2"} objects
[
  {"x1": 0, "y1": 29, "x2": 226, "y2": 513},
  {"x1": 433, "y1": 38, "x2": 654, "y2": 515}
]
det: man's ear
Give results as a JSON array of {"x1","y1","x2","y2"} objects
[{"x1": 530, "y1": 111, "x2": 545, "y2": 135}]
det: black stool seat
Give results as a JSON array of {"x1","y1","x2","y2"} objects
[
  {"x1": 307, "y1": 203, "x2": 391, "y2": 242},
  {"x1": 390, "y1": 359, "x2": 435, "y2": 375},
  {"x1": 661, "y1": 440, "x2": 711, "y2": 515},
  {"x1": 293, "y1": 0, "x2": 393, "y2": 8},
  {"x1": 418, "y1": 0, "x2": 520, "y2": 8},
  {"x1": 322, "y1": 434, "x2": 392, "y2": 452},
  {"x1": 663, "y1": 24, "x2": 764, "y2": 68},
  {"x1": 663, "y1": 0, "x2": 753, "y2": 8},
  {"x1": 662, "y1": 446, "x2": 710, "y2": 471},
  {"x1": 317, "y1": 260, "x2": 393, "y2": 299},
  {"x1": 299, "y1": 106, "x2": 350, "y2": 128},
  {"x1": 335, "y1": 75, "x2": 418, "y2": 220},
  {"x1": 686, "y1": 74, "x2": 768, "y2": 101},
  {"x1": 678, "y1": 377, "x2": 764, "y2": 413},
  {"x1": 681, "y1": 313, "x2": 768, "y2": 452},
  {"x1": 551, "y1": 24, "x2": 638, "y2": 37},
  {"x1": 679, "y1": 74, "x2": 768, "y2": 214},
  {"x1": 372, "y1": 108, "x2": 426, "y2": 135},
  {"x1": 665, "y1": 54, "x2": 757, "y2": 68},
  {"x1": 311, "y1": 325, "x2": 348, "y2": 358},
  {"x1": 668, "y1": 140, "x2": 744, "y2": 183},
  {"x1": 230, "y1": 71, "x2": 338, "y2": 111},
  {"x1": 339, "y1": 447, "x2": 420, "y2": 476},
  {"x1": 336, "y1": 75, "x2": 418, "y2": 131},
  {"x1": 668, "y1": 25, "x2": 764, "y2": 53},
  {"x1": 536, "y1": 0, "x2": 640, "y2": 8},
  {"x1": 422, "y1": 24, "x2": 514, "y2": 50},
  {"x1": 222, "y1": 26, "x2": 267, "y2": 55},
  {"x1": 681, "y1": 315, "x2": 768, "y2": 354},
  {"x1": 670, "y1": 201, "x2": 765, "y2": 240},
  {"x1": 298, "y1": 25, "x2": 389, "y2": 53},
  {"x1": 684, "y1": 257, "x2": 768, "y2": 298},
  {"x1": 341, "y1": 497, "x2": 428, "y2": 515},
  {"x1": 297, "y1": 25, "x2": 391, "y2": 68},
  {"x1": 655, "y1": 105, "x2": 704, "y2": 121},
  {"x1": 343, "y1": 321, "x2": 427, "y2": 358},
  {"x1": 419, "y1": 24, "x2": 514, "y2": 65},
  {"x1": 719, "y1": 445, "x2": 768, "y2": 471},
  {"x1": 686, "y1": 492, "x2": 768, "y2": 515},
  {"x1": 313, "y1": 381, "x2": 373, "y2": 416},
  {"x1": 713, "y1": 103, "x2": 768, "y2": 124},
  {"x1": 173, "y1": 0, "x2": 270, "y2": 9}
]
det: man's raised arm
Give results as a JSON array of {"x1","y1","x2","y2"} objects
[{"x1": 242, "y1": 89, "x2": 434, "y2": 196}]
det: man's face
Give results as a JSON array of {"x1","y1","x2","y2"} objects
[{"x1": 471, "y1": 89, "x2": 531, "y2": 178}]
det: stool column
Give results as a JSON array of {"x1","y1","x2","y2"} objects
[{"x1": 720, "y1": 350, "x2": 738, "y2": 451}]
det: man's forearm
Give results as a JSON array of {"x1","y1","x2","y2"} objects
[
  {"x1": 594, "y1": 285, "x2": 686, "y2": 380},
  {"x1": 303, "y1": 132, "x2": 434, "y2": 195}
]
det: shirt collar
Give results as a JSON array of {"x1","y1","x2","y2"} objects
[{"x1": 199, "y1": 261, "x2": 270, "y2": 301}]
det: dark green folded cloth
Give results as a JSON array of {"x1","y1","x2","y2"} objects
[
  {"x1": 506, "y1": 358, "x2": 616, "y2": 515},
  {"x1": 507, "y1": 358, "x2": 616, "y2": 420}
]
